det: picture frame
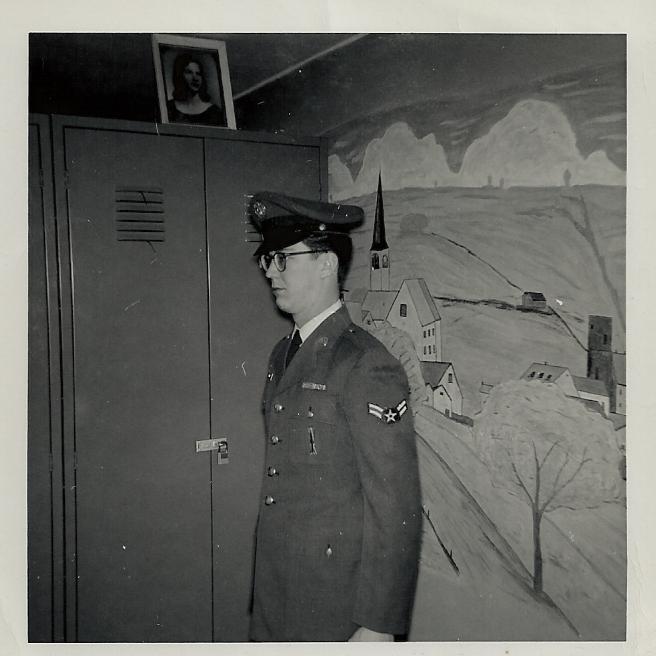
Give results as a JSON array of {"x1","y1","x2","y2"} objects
[{"x1": 152, "y1": 34, "x2": 236, "y2": 129}]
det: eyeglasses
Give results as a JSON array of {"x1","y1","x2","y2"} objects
[{"x1": 259, "y1": 250, "x2": 328, "y2": 272}]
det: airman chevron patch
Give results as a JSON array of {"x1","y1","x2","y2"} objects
[{"x1": 367, "y1": 399, "x2": 408, "y2": 424}]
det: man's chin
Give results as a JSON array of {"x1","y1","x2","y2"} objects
[{"x1": 273, "y1": 296, "x2": 289, "y2": 312}]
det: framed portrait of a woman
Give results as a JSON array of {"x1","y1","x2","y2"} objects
[{"x1": 152, "y1": 34, "x2": 236, "y2": 128}]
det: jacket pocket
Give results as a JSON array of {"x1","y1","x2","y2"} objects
[{"x1": 288, "y1": 392, "x2": 342, "y2": 464}]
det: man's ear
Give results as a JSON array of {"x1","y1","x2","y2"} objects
[{"x1": 320, "y1": 251, "x2": 339, "y2": 279}]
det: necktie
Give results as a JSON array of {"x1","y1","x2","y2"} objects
[{"x1": 285, "y1": 330, "x2": 302, "y2": 367}]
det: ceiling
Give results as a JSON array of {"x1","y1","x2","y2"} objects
[
  {"x1": 188, "y1": 33, "x2": 364, "y2": 98},
  {"x1": 28, "y1": 32, "x2": 364, "y2": 117}
]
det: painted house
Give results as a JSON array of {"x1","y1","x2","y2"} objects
[
  {"x1": 388, "y1": 279, "x2": 442, "y2": 362},
  {"x1": 521, "y1": 291, "x2": 547, "y2": 309},
  {"x1": 361, "y1": 290, "x2": 398, "y2": 327},
  {"x1": 614, "y1": 353, "x2": 626, "y2": 416},
  {"x1": 479, "y1": 381, "x2": 495, "y2": 402},
  {"x1": 520, "y1": 362, "x2": 579, "y2": 397},
  {"x1": 421, "y1": 362, "x2": 463, "y2": 416},
  {"x1": 347, "y1": 281, "x2": 442, "y2": 362},
  {"x1": 520, "y1": 362, "x2": 612, "y2": 416},
  {"x1": 572, "y1": 376, "x2": 610, "y2": 415}
]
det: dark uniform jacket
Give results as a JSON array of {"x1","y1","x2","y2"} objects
[{"x1": 249, "y1": 306, "x2": 422, "y2": 642}]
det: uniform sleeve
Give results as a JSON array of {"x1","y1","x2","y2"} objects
[{"x1": 341, "y1": 347, "x2": 423, "y2": 635}]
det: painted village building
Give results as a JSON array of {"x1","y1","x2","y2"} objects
[
  {"x1": 519, "y1": 362, "x2": 610, "y2": 416},
  {"x1": 520, "y1": 291, "x2": 547, "y2": 310},
  {"x1": 485, "y1": 316, "x2": 625, "y2": 418},
  {"x1": 521, "y1": 362, "x2": 579, "y2": 397},
  {"x1": 421, "y1": 362, "x2": 463, "y2": 417},
  {"x1": 572, "y1": 376, "x2": 611, "y2": 415},
  {"x1": 614, "y1": 353, "x2": 626, "y2": 416},
  {"x1": 388, "y1": 279, "x2": 442, "y2": 362},
  {"x1": 369, "y1": 173, "x2": 391, "y2": 292},
  {"x1": 587, "y1": 315, "x2": 626, "y2": 416},
  {"x1": 345, "y1": 174, "x2": 462, "y2": 416}
]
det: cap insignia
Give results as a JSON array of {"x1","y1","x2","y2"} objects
[{"x1": 253, "y1": 201, "x2": 267, "y2": 219}]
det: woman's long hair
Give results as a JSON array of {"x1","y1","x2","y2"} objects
[{"x1": 171, "y1": 52, "x2": 211, "y2": 102}]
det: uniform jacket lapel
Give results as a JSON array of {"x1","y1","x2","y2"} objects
[{"x1": 273, "y1": 306, "x2": 352, "y2": 395}]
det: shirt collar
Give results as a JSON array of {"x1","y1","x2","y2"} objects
[{"x1": 296, "y1": 299, "x2": 343, "y2": 343}]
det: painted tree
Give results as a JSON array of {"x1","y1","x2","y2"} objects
[{"x1": 475, "y1": 379, "x2": 622, "y2": 593}]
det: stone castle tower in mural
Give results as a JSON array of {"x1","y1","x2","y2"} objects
[
  {"x1": 587, "y1": 315, "x2": 616, "y2": 412},
  {"x1": 370, "y1": 172, "x2": 390, "y2": 291}
]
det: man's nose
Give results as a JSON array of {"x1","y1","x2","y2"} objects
[{"x1": 265, "y1": 262, "x2": 277, "y2": 280}]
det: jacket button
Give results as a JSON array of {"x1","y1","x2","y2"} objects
[
  {"x1": 274, "y1": 403, "x2": 284, "y2": 413},
  {"x1": 267, "y1": 466, "x2": 278, "y2": 476},
  {"x1": 270, "y1": 435, "x2": 280, "y2": 445},
  {"x1": 264, "y1": 495, "x2": 275, "y2": 506}
]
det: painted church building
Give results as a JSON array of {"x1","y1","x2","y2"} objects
[{"x1": 388, "y1": 279, "x2": 442, "y2": 362}]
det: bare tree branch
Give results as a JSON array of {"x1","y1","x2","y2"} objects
[
  {"x1": 540, "y1": 449, "x2": 592, "y2": 514},
  {"x1": 538, "y1": 439, "x2": 561, "y2": 470},
  {"x1": 532, "y1": 441, "x2": 541, "y2": 507},
  {"x1": 545, "y1": 450, "x2": 570, "y2": 506},
  {"x1": 509, "y1": 452, "x2": 534, "y2": 506}
]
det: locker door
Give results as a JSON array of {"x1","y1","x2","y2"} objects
[
  {"x1": 63, "y1": 128, "x2": 213, "y2": 641},
  {"x1": 205, "y1": 138, "x2": 323, "y2": 640},
  {"x1": 28, "y1": 118, "x2": 57, "y2": 642}
]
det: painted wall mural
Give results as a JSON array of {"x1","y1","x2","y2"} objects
[
  {"x1": 330, "y1": 99, "x2": 625, "y2": 197},
  {"x1": 329, "y1": 43, "x2": 626, "y2": 641}
]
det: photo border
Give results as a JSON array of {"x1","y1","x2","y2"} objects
[{"x1": 151, "y1": 33, "x2": 236, "y2": 129}]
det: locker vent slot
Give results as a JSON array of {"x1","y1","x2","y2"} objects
[
  {"x1": 115, "y1": 187, "x2": 165, "y2": 242},
  {"x1": 244, "y1": 223, "x2": 263, "y2": 244}
]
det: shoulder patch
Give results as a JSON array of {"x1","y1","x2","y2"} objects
[{"x1": 367, "y1": 399, "x2": 408, "y2": 424}]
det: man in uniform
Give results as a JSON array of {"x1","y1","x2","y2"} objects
[{"x1": 247, "y1": 191, "x2": 422, "y2": 642}]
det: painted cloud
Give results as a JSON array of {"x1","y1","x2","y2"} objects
[{"x1": 329, "y1": 100, "x2": 626, "y2": 200}]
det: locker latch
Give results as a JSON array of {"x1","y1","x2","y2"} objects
[{"x1": 195, "y1": 438, "x2": 229, "y2": 465}]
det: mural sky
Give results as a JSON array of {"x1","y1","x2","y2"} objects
[{"x1": 328, "y1": 52, "x2": 625, "y2": 199}]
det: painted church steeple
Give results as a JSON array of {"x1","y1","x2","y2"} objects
[{"x1": 370, "y1": 172, "x2": 391, "y2": 290}]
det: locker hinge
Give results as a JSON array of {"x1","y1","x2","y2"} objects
[
  {"x1": 39, "y1": 169, "x2": 45, "y2": 189},
  {"x1": 49, "y1": 453, "x2": 54, "y2": 472},
  {"x1": 63, "y1": 170, "x2": 70, "y2": 189},
  {"x1": 73, "y1": 452, "x2": 78, "y2": 470}
]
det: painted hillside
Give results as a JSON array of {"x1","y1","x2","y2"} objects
[
  {"x1": 411, "y1": 406, "x2": 625, "y2": 640},
  {"x1": 363, "y1": 312, "x2": 625, "y2": 640},
  {"x1": 341, "y1": 182, "x2": 626, "y2": 641},
  {"x1": 324, "y1": 39, "x2": 626, "y2": 644},
  {"x1": 341, "y1": 184, "x2": 625, "y2": 415}
]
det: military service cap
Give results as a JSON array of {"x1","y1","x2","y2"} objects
[{"x1": 247, "y1": 192, "x2": 364, "y2": 256}]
